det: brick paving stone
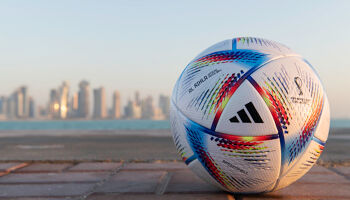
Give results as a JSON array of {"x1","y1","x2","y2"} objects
[
  {"x1": 68, "y1": 162, "x2": 122, "y2": 172},
  {"x1": 165, "y1": 170, "x2": 222, "y2": 193},
  {"x1": 237, "y1": 195, "x2": 292, "y2": 200},
  {"x1": 0, "y1": 162, "x2": 348, "y2": 199},
  {"x1": 0, "y1": 172, "x2": 109, "y2": 183},
  {"x1": 238, "y1": 194, "x2": 344, "y2": 200},
  {"x1": 16, "y1": 163, "x2": 72, "y2": 173},
  {"x1": 239, "y1": 167, "x2": 350, "y2": 199},
  {"x1": 268, "y1": 182, "x2": 350, "y2": 199},
  {"x1": 87, "y1": 193, "x2": 231, "y2": 200},
  {"x1": 123, "y1": 162, "x2": 187, "y2": 171},
  {"x1": 0, "y1": 183, "x2": 94, "y2": 197},
  {"x1": 95, "y1": 170, "x2": 165, "y2": 193},
  {"x1": 0, "y1": 163, "x2": 23, "y2": 172},
  {"x1": 297, "y1": 170, "x2": 350, "y2": 184}
]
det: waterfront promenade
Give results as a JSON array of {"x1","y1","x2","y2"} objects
[{"x1": 0, "y1": 129, "x2": 349, "y2": 163}]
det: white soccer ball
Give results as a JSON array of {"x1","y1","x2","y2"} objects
[{"x1": 170, "y1": 37, "x2": 330, "y2": 193}]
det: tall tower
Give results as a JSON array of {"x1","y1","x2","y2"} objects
[
  {"x1": 14, "y1": 89, "x2": 24, "y2": 118},
  {"x1": 59, "y1": 81, "x2": 69, "y2": 119},
  {"x1": 141, "y1": 95, "x2": 155, "y2": 119},
  {"x1": 93, "y1": 87, "x2": 106, "y2": 119},
  {"x1": 6, "y1": 95, "x2": 16, "y2": 119},
  {"x1": 124, "y1": 99, "x2": 141, "y2": 119},
  {"x1": 78, "y1": 80, "x2": 90, "y2": 119},
  {"x1": 28, "y1": 97, "x2": 35, "y2": 118},
  {"x1": 134, "y1": 91, "x2": 141, "y2": 106},
  {"x1": 112, "y1": 90, "x2": 121, "y2": 119},
  {"x1": 0, "y1": 96, "x2": 7, "y2": 120},
  {"x1": 19, "y1": 86, "x2": 29, "y2": 118},
  {"x1": 49, "y1": 89, "x2": 59, "y2": 119},
  {"x1": 69, "y1": 92, "x2": 79, "y2": 118},
  {"x1": 159, "y1": 94, "x2": 170, "y2": 119}
]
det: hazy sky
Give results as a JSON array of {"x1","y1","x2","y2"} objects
[{"x1": 0, "y1": 1, "x2": 349, "y2": 118}]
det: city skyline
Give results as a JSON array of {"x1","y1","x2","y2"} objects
[
  {"x1": 0, "y1": 1, "x2": 349, "y2": 118},
  {"x1": 0, "y1": 80, "x2": 170, "y2": 120}
]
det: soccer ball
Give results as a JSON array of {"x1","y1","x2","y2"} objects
[{"x1": 170, "y1": 37, "x2": 330, "y2": 193}]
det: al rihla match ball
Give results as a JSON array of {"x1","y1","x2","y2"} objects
[{"x1": 170, "y1": 37, "x2": 330, "y2": 193}]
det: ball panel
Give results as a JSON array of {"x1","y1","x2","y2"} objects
[
  {"x1": 204, "y1": 136, "x2": 282, "y2": 193},
  {"x1": 215, "y1": 80, "x2": 278, "y2": 136},
  {"x1": 250, "y1": 56, "x2": 326, "y2": 175},
  {"x1": 274, "y1": 140, "x2": 324, "y2": 190},
  {"x1": 235, "y1": 37, "x2": 296, "y2": 56},
  {"x1": 175, "y1": 61, "x2": 248, "y2": 130},
  {"x1": 174, "y1": 42, "x2": 274, "y2": 130},
  {"x1": 170, "y1": 101, "x2": 195, "y2": 163},
  {"x1": 181, "y1": 109, "x2": 281, "y2": 193},
  {"x1": 313, "y1": 96, "x2": 330, "y2": 142},
  {"x1": 188, "y1": 159, "x2": 227, "y2": 191}
]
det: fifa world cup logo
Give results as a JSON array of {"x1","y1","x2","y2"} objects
[{"x1": 294, "y1": 77, "x2": 303, "y2": 96}]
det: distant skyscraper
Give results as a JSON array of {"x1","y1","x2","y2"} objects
[
  {"x1": 0, "y1": 96, "x2": 7, "y2": 115},
  {"x1": 69, "y1": 92, "x2": 79, "y2": 118},
  {"x1": 0, "y1": 96, "x2": 7, "y2": 120},
  {"x1": 28, "y1": 97, "x2": 35, "y2": 118},
  {"x1": 93, "y1": 87, "x2": 107, "y2": 119},
  {"x1": 123, "y1": 99, "x2": 132, "y2": 119},
  {"x1": 6, "y1": 95, "x2": 16, "y2": 119},
  {"x1": 59, "y1": 81, "x2": 69, "y2": 119},
  {"x1": 159, "y1": 94, "x2": 170, "y2": 119},
  {"x1": 49, "y1": 89, "x2": 60, "y2": 119},
  {"x1": 135, "y1": 91, "x2": 141, "y2": 106},
  {"x1": 78, "y1": 80, "x2": 90, "y2": 118},
  {"x1": 141, "y1": 96, "x2": 155, "y2": 119},
  {"x1": 111, "y1": 91, "x2": 121, "y2": 119},
  {"x1": 14, "y1": 89, "x2": 24, "y2": 118},
  {"x1": 153, "y1": 107, "x2": 165, "y2": 120},
  {"x1": 19, "y1": 86, "x2": 29, "y2": 118},
  {"x1": 72, "y1": 93, "x2": 79, "y2": 111},
  {"x1": 46, "y1": 82, "x2": 70, "y2": 119},
  {"x1": 124, "y1": 99, "x2": 141, "y2": 119}
]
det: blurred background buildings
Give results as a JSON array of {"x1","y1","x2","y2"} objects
[{"x1": 0, "y1": 80, "x2": 170, "y2": 121}]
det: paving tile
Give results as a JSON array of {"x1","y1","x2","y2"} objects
[
  {"x1": 0, "y1": 183, "x2": 94, "y2": 197},
  {"x1": 16, "y1": 163, "x2": 72, "y2": 173},
  {"x1": 123, "y1": 162, "x2": 187, "y2": 171},
  {"x1": 297, "y1": 170, "x2": 350, "y2": 184},
  {"x1": 95, "y1": 170, "x2": 165, "y2": 193},
  {"x1": 238, "y1": 194, "x2": 347, "y2": 200},
  {"x1": 68, "y1": 162, "x2": 122, "y2": 172},
  {"x1": 238, "y1": 181, "x2": 350, "y2": 199},
  {"x1": 165, "y1": 170, "x2": 222, "y2": 193},
  {"x1": 87, "y1": 193, "x2": 230, "y2": 200},
  {"x1": 0, "y1": 172, "x2": 109, "y2": 183},
  {"x1": 0, "y1": 163, "x2": 23, "y2": 171},
  {"x1": 268, "y1": 183, "x2": 350, "y2": 199},
  {"x1": 308, "y1": 165, "x2": 333, "y2": 174},
  {"x1": 238, "y1": 195, "x2": 292, "y2": 200}
]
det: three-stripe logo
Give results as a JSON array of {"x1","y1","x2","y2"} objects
[{"x1": 229, "y1": 102, "x2": 264, "y2": 123}]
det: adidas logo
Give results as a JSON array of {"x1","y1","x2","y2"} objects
[{"x1": 229, "y1": 102, "x2": 264, "y2": 123}]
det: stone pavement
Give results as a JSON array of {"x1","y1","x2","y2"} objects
[{"x1": 0, "y1": 162, "x2": 348, "y2": 200}]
